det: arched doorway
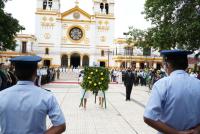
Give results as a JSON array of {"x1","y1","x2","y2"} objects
[
  {"x1": 43, "y1": 60, "x2": 51, "y2": 67},
  {"x1": 61, "y1": 55, "x2": 68, "y2": 67},
  {"x1": 71, "y1": 53, "x2": 80, "y2": 68},
  {"x1": 100, "y1": 61, "x2": 106, "y2": 67},
  {"x1": 131, "y1": 61, "x2": 136, "y2": 68},
  {"x1": 82, "y1": 55, "x2": 89, "y2": 67},
  {"x1": 140, "y1": 63, "x2": 145, "y2": 69},
  {"x1": 121, "y1": 62, "x2": 125, "y2": 68}
]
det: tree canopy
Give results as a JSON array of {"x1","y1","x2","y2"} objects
[
  {"x1": 143, "y1": 0, "x2": 200, "y2": 51},
  {"x1": 124, "y1": 27, "x2": 152, "y2": 55},
  {"x1": 0, "y1": 0, "x2": 24, "y2": 51}
]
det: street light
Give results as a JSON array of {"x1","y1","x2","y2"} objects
[
  {"x1": 123, "y1": 32, "x2": 129, "y2": 69},
  {"x1": 105, "y1": 49, "x2": 112, "y2": 68}
]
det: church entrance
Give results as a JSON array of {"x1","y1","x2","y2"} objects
[
  {"x1": 43, "y1": 60, "x2": 51, "y2": 67},
  {"x1": 82, "y1": 55, "x2": 89, "y2": 67},
  {"x1": 71, "y1": 53, "x2": 80, "y2": 68},
  {"x1": 61, "y1": 55, "x2": 68, "y2": 67},
  {"x1": 100, "y1": 61, "x2": 106, "y2": 67}
]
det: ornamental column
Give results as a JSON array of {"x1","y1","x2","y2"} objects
[
  {"x1": 80, "y1": 55, "x2": 83, "y2": 67},
  {"x1": 68, "y1": 55, "x2": 71, "y2": 68},
  {"x1": 153, "y1": 63, "x2": 157, "y2": 69},
  {"x1": 136, "y1": 62, "x2": 140, "y2": 69}
]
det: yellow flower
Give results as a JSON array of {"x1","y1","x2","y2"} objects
[
  {"x1": 94, "y1": 83, "x2": 97, "y2": 86},
  {"x1": 89, "y1": 81, "x2": 92, "y2": 84},
  {"x1": 101, "y1": 78, "x2": 104, "y2": 80},
  {"x1": 101, "y1": 73, "x2": 103, "y2": 75},
  {"x1": 96, "y1": 69, "x2": 98, "y2": 72},
  {"x1": 90, "y1": 72, "x2": 93, "y2": 74},
  {"x1": 98, "y1": 82, "x2": 101, "y2": 85},
  {"x1": 88, "y1": 77, "x2": 91, "y2": 79}
]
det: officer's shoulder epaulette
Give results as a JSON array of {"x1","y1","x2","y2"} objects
[{"x1": 41, "y1": 88, "x2": 51, "y2": 92}]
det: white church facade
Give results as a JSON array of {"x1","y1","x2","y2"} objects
[
  {"x1": 0, "y1": 0, "x2": 165, "y2": 69},
  {"x1": 35, "y1": 0, "x2": 115, "y2": 68}
]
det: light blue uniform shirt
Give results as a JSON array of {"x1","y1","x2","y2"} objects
[
  {"x1": 144, "y1": 70, "x2": 200, "y2": 133},
  {"x1": 0, "y1": 81, "x2": 65, "y2": 134}
]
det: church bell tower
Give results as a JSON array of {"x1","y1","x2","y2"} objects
[
  {"x1": 93, "y1": 0, "x2": 115, "y2": 67},
  {"x1": 93, "y1": 0, "x2": 114, "y2": 16},
  {"x1": 35, "y1": 0, "x2": 62, "y2": 66}
]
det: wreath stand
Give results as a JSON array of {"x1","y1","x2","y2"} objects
[{"x1": 79, "y1": 90, "x2": 107, "y2": 109}]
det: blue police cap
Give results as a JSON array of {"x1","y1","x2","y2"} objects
[
  {"x1": 10, "y1": 56, "x2": 42, "y2": 63},
  {"x1": 160, "y1": 50, "x2": 193, "y2": 56}
]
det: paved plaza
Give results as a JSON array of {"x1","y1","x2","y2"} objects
[{"x1": 43, "y1": 73, "x2": 156, "y2": 134}]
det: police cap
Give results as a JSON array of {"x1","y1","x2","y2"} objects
[
  {"x1": 10, "y1": 56, "x2": 42, "y2": 63},
  {"x1": 160, "y1": 50, "x2": 193, "y2": 56},
  {"x1": 10, "y1": 56, "x2": 42, "y2": 71}
]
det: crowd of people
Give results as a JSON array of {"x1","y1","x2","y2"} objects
[
  {"x1": 0, "y1": 50, "x2": 200, "y2": 133},
  {"x1": 0, "y1": 63, "x2": 17, "y2": 91},
  {"x1": 0, "y1": 63, "x2": 58, "y2": 91},
  {"x1": 110, "y1": 67, "x2": 200, "y2": 87}
]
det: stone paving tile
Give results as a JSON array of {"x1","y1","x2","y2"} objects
[{"x1": 43, "y1": 83, "x2": 157, "y2": 134}]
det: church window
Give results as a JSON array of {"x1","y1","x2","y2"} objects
[
  {"x1": 43, "y1": 0, "x2": 47, "y2": 10},
  {"x1": 48, "y1": 0, "x2": 53, "y2": 10},
  {"x1": 105, "y1": 3, "x2": 109, "y2": 14},
  {"x1": 45, "y1": 48, "x2": 49, "y2": 55},
  {"x1": 100, "y1": 3, "x2": 104, "y2": 12},
  {"x1": 69, "y1": 27, "x2": 83, "y2": 41},
  {"x1": 22, "y1": 41, "x2": 27, "y2": 53},
  {"x1": 101, "y1": 50, "x2": 105, "y2": 57}
]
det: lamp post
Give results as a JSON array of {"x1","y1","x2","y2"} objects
[
  {"x1": 123, "y1": 32, "x2": 130, "y2": 69},
  {"x1": 105, "y1": 49, "x2": 112, "y2": 68}
]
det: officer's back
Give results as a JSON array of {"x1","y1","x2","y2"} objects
[
  {"x1": 0, "y1": 56, "x2": 66, "y2": 134},
  {"x1": 144, "y1": 50, "x2": 200, "y2": 133},
  {"x1": 153, "y1": 70, "x2": 200, "y2": 130},
  {"x1": 0, "y1": 83, "x2": 56, "y2": 133}
]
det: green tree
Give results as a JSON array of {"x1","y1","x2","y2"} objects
[
  {"x1": 124, "y1": 26, "x2": 146, "y2": 46},
  {"x1": 124, "y1": 26, "x2": 151, "y2": 55},
  {"x1": 0, "y1": 0, "x2": 24, "y2": 51},
  {"x1": 143, "y1": 0, "x2": 200, "y2": 51}
]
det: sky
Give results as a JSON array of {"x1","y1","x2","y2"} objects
[{"x1": 4, "y1": 0, "x2": 151, "y2": 38}]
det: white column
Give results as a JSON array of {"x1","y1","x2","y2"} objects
[
  {"x1": 136, "y1": 62, "x2": 140, "y2": 69},
  {"x1": 80, "y1": 55, "x2": 83, "y2": 67},
  {"x1": 68, "y1": 55, "x2": 71, "y2": 68},
  {"x1": 153, "y1": 63, "x2": 157, "y2": 69},
  {"x1": 127, "y1": 62, "x2": 131, "y2": 68}
]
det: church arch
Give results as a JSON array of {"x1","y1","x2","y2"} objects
[
  {"x1": 101, "y1": 50, "x2": 105, "y2": 57},
  {"x1": 105, "y1": 3, "x2": 109, "y2": 14},
  {"x1": 82, "y1": 55, "x2": 89, "y2": 67},
  {"x1": 61, "y1": 55, "x2": 68, "y2": 67},
  {"x1": 45, "y1": 48, "x2": 49, "y2": 55},
  {"x1": 43, "y1": 0, "x2": 47, "y2": 10},
  {"x1": 70, "y1": 53, "x2": 80, "y2": 68},
  {"x1": 100, "y1": 3, "x2": 104, "y2": 12}
]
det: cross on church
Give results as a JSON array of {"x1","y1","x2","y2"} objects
[{"x1": 75, "y1": 0, "x2": 79, "y2": 6}]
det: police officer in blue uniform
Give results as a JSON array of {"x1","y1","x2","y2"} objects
[
  {"x1": 144, "y1": 50, "x2": 200, "y2": 134},
  {"x1": 0, "y1": 56, "x2": 66, "y2": 134}
]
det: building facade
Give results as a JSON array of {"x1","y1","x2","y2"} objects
[
  {"x1": 34, "y1": 0, "x2": 115, "y2": 68},
  {"x1": 113, "y1": 38, "x2": 163, "y2": 69},
  {"x1": 0, "y1": 34, "x2": 36, "y2": 65},
  {"x1": 1, "y1": 0, "x2": 166, "y2": 69}
]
